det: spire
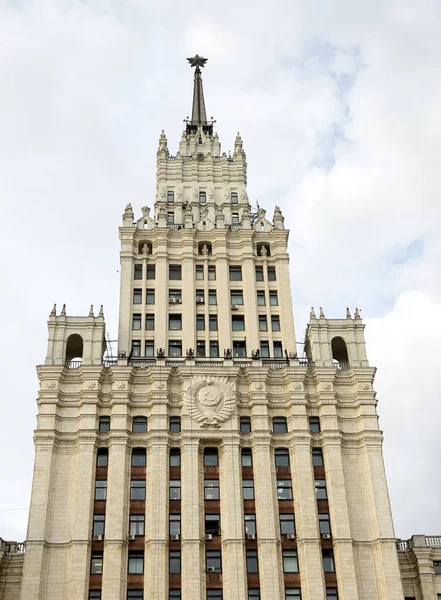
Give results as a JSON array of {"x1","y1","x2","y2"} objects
[{"x1": 186, "y1": 55, "x2": 213, "y2": 135}]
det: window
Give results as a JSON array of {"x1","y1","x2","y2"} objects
[
  {"x1": 145, "y1": 314, "x2": 154, "y2": 330},
  {"x1": 169, "y1": 514, "x2": 181, "y2": 536},
  {"x1": 168, "y1": 341, "x2": 182, "y2": 357},
  {"x1": 207, "y1": 592, "x2": 223, "y2": 600},
  {"x1": 95, "y1": 481, "x2": 107, "y2": 501},
  {"x1": 273, "y1": 342, "x2": 283, "y2": 358},
  {"x1": 209, "y1": 315, "x2": 218, "y2": 331},
  {"x1": 315, "y1": 480, "x2": 327, "y2": 500},
  {"x1": 89, "y1": 592, "x2": 102, "y2": 600},
  {"x1": 434, "y1": 561, "x2": 441, "y2": 574},
  {"x1": 204, "y1": 479, "x2": 220, "y2": 500},
  {"x1": 231, "y1": 290, "x2": 243, "y2": 305},
  {"x1": 131, "y1": 340, "x2": 141, "y2": 357},
  {"x1": 127, "y1": 592, "x2": 143, "y2": 600},
  {"x1": 248, "y1": 592, "x2": 260, "y2": 600},
  {"x1": 273, "y1": 417, "x2": 288, "y2": 433},
  {"x1": 133, "y1": 417, "x2": 147, "y2": 433},
  {"x1": 145, "y1": 340, "x2": 154, "y2": 357},
  {"x1": 93, "y1": 515, "x2": 105, "y2": 536},
  {"x1": 204, "y1": 448, "x2": 219, "y2": 466},
  {"x1": 132, "y1": 314, "x2": 141, "y2": 330},
  {"x1": 285, "y1": 590, "x2": 302, "y2": 599},
  {"x1": 129, "y1": 514, "x2": 145, "y2": 537},
  {"x1": 260, "y1": 341, "x2": 270, "y2": 358},
  {"x1": 199, "y1": 191, "x2": 206, "y2": 203},
  {"x1": 240, "y1": 417, "x2": 251, "y2": 433},
  {"x1": 169, "y1": 480, "x2": 181, "y2": 500},
  {"x1": 231, "y1": 192, "x2": 238, "y2": 204},
  {"x1": 169, "y1": 314, "x2": 182, "y2": 330},
  {"x1": 167, "y1": 212, "x2": 174, "y2": 224},
  {"x1": 283, "y1": 550, "x2": 299, "y2": 573},
  {"x1": 197, "y1": 341, "x2": 206, "y2": 357},
  {"x1": 96, "y1": 449, "x2": 108, "y2": 467},
  {"x1": 269, "y1": 291, "x2": 278, "y2": 306},
  {"x1": 170, "y1": 449, "x2": 180, "y2": 467},
  {"x1": 132, "y1": 449, "x2": 146, "y2": 467},
  {"x1": 232, "y1": 316, "x2": 245, "y2": 331},
  {"x1": 312, "y1": 448, "x2": 324, "y2": 467},
  {"x1": 259, "y1": 315, "x2": 268, "y2": 331},
  {"x1": 242, "y1": 479, "x2": 255, "y2": 500},
  {"x1": 323, "y1": 551, "x2": 335, "y2": 572},
  {"x1": 233, "y1": 341, "x2": 246, "y2": 357},
  {"x1": 134, "y1": 264, "x2": 143, "y2": 280},
  {"x1": 99, "y1": 417, "x2": 110, "y2": 433},
  {"x1": 326, "y1": 590, "x2": 338, "y2": 600},
  {"x1": 196, "y1": 265, "x2": 204, "y2": 280},
  {"x1": 209, "y1": 290, "x2": 217, "y2": 305},
  {"x1": 229, "y1": 266, "x2": 242, "y2": 281},
  {"x1": 232, "y1": 212, "x2": 240, "y2": 224},
  {"x1": 242, "y1": 448, "x2": 252, "y2": 467},
  {"x1": 128, "y1": 552, "x2": 144, "y2": 574},
  {"x1": 91, "y1": 552, "x2": 103, "y2": 574},
  {"x1": 210, "y1": 341, "x2": 219, "y2": 357},
  {"x1": 309, "y1": 417, "x2": 321, "y2": 433},
  {"x1": 169, "y1": 265, "x2": 181, "y2": 280},
  {"x1": 246, "y1": 550, "x2": 258, "y2": 573},
  {"x1": 196, "y1": 289, "x2": 205, "y2": 303},
  {"x1": 169, "y1": 417, "x2": 181, "y2": 433},
  {"x1": 197, "y1": 315, "x2": 205, "y2": 331},
  {"x1": 130, "y1": 480, "x2": 146, "y2": 500},
  {"x1": 275, "y1": 449, "x2": 290, "y2": 467},
  {"x1": 169, "y1": 551, "x2": 181, "y2": 573},
  {"x1": 169, "y1": 289, "x2": 182, "y2": 302},
  {"x1": 206, "y1": 550, "x2": 222, "y2": 573},
  {"x1": 257, "y1": 291, "x2": 266, "y2": 306},
  {"x1": 205, "y1": 514, "x2": 221, "y2": 535},
  {"x1": 146, "y1": 265, "x2": 155, "y2": 280},
  {"x1": 167, "y1": 191, "x2": 174, "y2": 203},
  {"x1": 244, "y1": 514, "x2": 256, "y2": 536},
  {"x1": 271, "y1": 316, "x2": 280, "y2": 331},
  {"x1": 169, "y1": 592, "x2": 181, "y2": 600},
  {"x1": 319, "y1": 514, "x2": 331, "y2": 535},
  {"x1": 277, "y1": 480, "x2": 293, "y2": 500},
  {"x1": 208, "y1": 266, "x2": 216, "y2": 280},
  {"x1": 255, "y1": 266, "x2": 264, "y2": 281},
  {"x1": 268, "y1": 266, "x2": 276, "y2": 281},
  {"x1": 133, "y1": 289, "x2": 142, "y2": 304},
  {"x1": 146, "y1": 289, "x2": 155, "y2": 304},
  {"x1": 280, "y1": 514, "x2": 295, "y2": 535}
]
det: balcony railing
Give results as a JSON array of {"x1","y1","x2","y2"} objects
[
  {"x1": 0, "y1": 540, "x2": 25, "y2": 555},
  {"x1": 396, "y1": 536, "x2": 441, "y2": 551},
  {"x1": 298, "y1": 358, "x2": 315, "y2": 368},
  {"x1": 334, "y1": 361, "x2": 350, "y2": 370}
]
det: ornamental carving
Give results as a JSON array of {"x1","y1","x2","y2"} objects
[
  {"x1": 44, "y1": 382, "x2": 56, "y2": 389},
  {"x1": 185, "y1": 375, "x2": 235, "y2": 428}
]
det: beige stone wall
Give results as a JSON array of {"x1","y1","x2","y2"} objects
[
  {"x1": 398, "y1": 536, "x2": 441, "y2": 599},
  {"x1": 0, "y1": 542, "x2": 24, "y2": 600}
]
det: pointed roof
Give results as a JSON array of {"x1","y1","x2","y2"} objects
[{"x1": 186, "y1": 55, "x2": 212, "y2": 134}]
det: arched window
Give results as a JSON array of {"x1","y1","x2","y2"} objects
[
  {"x1": 132, "y1": 417, "x2": 147, "y2": 433},
  {"x1": 331, "y1": 337, "x2": 349, "y2": 365},
  {"x1": 65, "y1": 334, "x2": 83, "y2": 367}
]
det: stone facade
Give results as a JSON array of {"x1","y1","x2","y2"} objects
[
  {"x1": 397, "y1": 536, "x2": 441, "y2": 599},
  {"x1": 0, "y1": 540, "x2": 24, "y2": 600}
]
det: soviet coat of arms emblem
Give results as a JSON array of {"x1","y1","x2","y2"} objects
[{"x1": 185, "y1": 376, "x2": 235, "y2": 427}]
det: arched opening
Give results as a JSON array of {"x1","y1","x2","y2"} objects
[
  {"x1": 65, "y1": 334, "x2": 83, "y2": 367},
  {"x1": 138, "y1": 241, "x2": 152, "y2": 255},
  {"x1": 257, "y1": 243, "x2": 270, "y2": 257},
  {"x1": 331, "y1": 336, "x2": 349, "y2": 365},
  {"x1": 198, "y1": 242, "x2": 212, "y2": 255}
]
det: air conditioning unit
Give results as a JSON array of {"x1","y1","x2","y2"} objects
[
  {"x1": 93, "y1": 534, "x2": 103, "y2": 541},
  {"x1": 176, "y1": 298, "x2": 182, "y2": 303},
  {"x1": 204, "y1": 534, "x2": 213, "y2": 541},
  {"x1": 196, "y1": 297, "x2": 205, "y2": 303},
  {"x1": 170, "y1": 534, "x2": 180, "y2": 541},
  {"x1": 169, "y1": 298, "x2": 176, "y2": 304},
  {"x1": 322, "y1": 533, "x2": 331, "y2": 539},
  {"x1": 247, "y1": 533, "x2": 256, "y2": 540},
  {"x1": 128, "y1": 534, "x2": 136, "y2": 542},
  {"x1": 206, "y1": 566, "x2": 215, "y2": 573},
  {"x1": 231, "y1": 304, "x2": 238, "y2": 310},
  {"x1": 287, "y1": 533, "x2": 296, "y2": 540}
]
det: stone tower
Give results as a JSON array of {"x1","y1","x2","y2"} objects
[{"x1": 20, "y1": 56, "x2": 404, "y2": 600}]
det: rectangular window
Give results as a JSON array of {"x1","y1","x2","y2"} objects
[
  {"x1": 95, "y1": 480, "x2": 107, "y2": 501},
  {"x1": 167, "y1": 191, "x2": 174, "y2": 203},
  {"x1": 242, "y1": 480, "x2": 255, "y2": 500},
  {"x1": 133, "y1": 289, "x2": 142, "y2": 304},
  {"x1": 233, "y1": 341, "x2": 247, "y2": 357},
  {"x1": 146, "y1": 289, "x2": 155, "y2": 304},
  {"x1": 242, "y1": 448, "x2": 252, "y2": 467},
  {"x1": 206, "y1": 550, "x2": 222, "y2": 573},
  {"x1": 196, "y1": 289, "x2": 205, "y2": 304},
  {"x1": 204, "y1": 479, "x2": 220, "y2": 500},
  {"x1": 246, "y1": 550, "x2": 258, "y2": 573},
  {"x1": 197, "y1": 315, "x2": 205, "y2": 331},
  {"x1": 131, "y1": 449, "x2": 146, "y2": 466},
  {"x1": 134, "y1": 264, "x2": 143, "y2": 280},
  {"x1": 434, "y1": 561, "x2": 441, "y2": 574},
  {"x1": 273, "y1": 342, "x2": 283, "y2": 358},
  {"x1": 167, "y1": 212, "x2": 174, "y2": 224},
  {"x1": 283, "y1": 550, "x2": 299, "y2": 573},
  {"x1": 208, "y1": 266, "x2": 216, "y2": 280},
  {"x1": 169, "y1": 591, "x2": 181, "y2": 600},
  {"x1": 209, "y1": 315, "x2": 218, "y2": 331},
  {"x1": 169, "y1": 514, "x2": 181, "y2": 536},
  {"x1": 204, "y1": 448, "x2": 218, "y2": 466},
  {"x1": 130, "y1": 480, "x2": 146, "y2": 501},
  {"x1": 229, "y1": 266, "x2": 242, "y2": 281},
  {"x1": 244, "y1": 514, "x2": 256, "y2": 536},
  {"x1": 209, "y1": 290, "x2": 217, "y2": 305},
  {"x1": 145, "y1": 314, "x2": 154, "y2": 330},
  {"x1": 248, "y1": 592, "x2": 260, "y2": 600},
  {"x1": 169, "y1": 265, "x2": 182, "y2": 280},
  {"x1": 207, "y1": 592, "x2": 223, "y2": 600},
  {"x1": 199, "y1": 191, "x2": 206, "y2": 203},
  {"x1": 280, "y1": 514, "x2": 295, "y2": 535},
  {"x1": 169, "y1": 551, "x2": 181, "y2": 573},
  {"x1": 146, "y1": 265, "x2": 155, "y2": 280},
  {"x1": 169, "y1": 480, "x2": 181, "y2": 500},
  {"x1": 89, "y1": 591, "x2": 102, "y2": 600},
  {"x1": 196, "y1": 265, "x2": 204, "y2": 280},
  {"x1": 210, "y1": 341, "x2": 219, "y2": 357},
  {"x1": 286, "y1": 589, "x2": 302, "y2": 599},
  {"x1": 145, "y1": 340, "x2": 154, "y2": 357},
  {"x1": 96, "y1": 449, "x2": 108, "y2": 467},
  {"x1": 91, "y1": 552, "x2": 103, "y2": 574},
  {"x1": 170, "y1": 449, "x2": 180, "y2": 467},
  {"x1": 99, "y1": 416, "x2": 110, "y2": 433},
  {"x1": 259, "y1": 316, "x2": 268, "y2": 331},
  {"x1": 257, "y1": 291, "x2": 266, "y2": 306},
  {"x1": 127, "y1": 592, "x2": 143, "y2": 600},
  {"x1": 93, "y1": 515, "x2": 105, "y2": 537},
  {"x1": 205, "y1": 514, "x2": 221, "y2": 535},
  {"x1": 255, "y1": 266, "x2": 264, "y2": 281},
  {"x1": 309, "y1": 417, "x2": 321, "y2": 433},
  {"x1": 232, "y1": 212, "x2": 240, "y2": 224},
  {"x1": 169, "y1": 417, "x2": 181, "y2": 433},
  {"x1": 231, "y1": 290, "x2": 244, "y2": 305},
  {"x1": 197, "y1": 341, "x2": 206, "y2": 358},
  {"x1": 271, "y1": 316, "x2": 281, "y2": 331},
  {"x1": 319, "y1": 514, "x2": 331, "y2": 535},
  {"x1": 231, "y1": 192, "x2": 238, "y2": 204},
  {"x1": 326, "y1": 590, "x2": 338, "y2": 600},
  {"x1": 312, "y1": 448, "x2": 324, "y2": 467},
  {"x1": 240, "y1": 417, "x2": 251, "y2": 433},
  {"x1": 169, "y1": 314, "x2": 182, "y2": 330},
  {"x1": 273, "y1": 417, "x2": 288, "y2": 433},
  {"x1": 275, "y1": 449, "x2": 290, "y2": 467},
  {"x1": 267, "y1": 266, "x2": 276, "y2": 281},
  {"x1": 131, "y1": 340, "x2": 141, "y2": 357},
  {"x1": 128, "y1": 552, "x2": 144, "y2": 574},
  {"x1": 260, "y1": 341, "x2": 270, "y2": 358},
  {"x1": 232, "y1": 316, "x2": 245, "y2": 331},
  {"x1": 315, "y1": 479, "x2": 327, "y2": 500},
  {"x1": 169, "y1": 289, "x2": 182, "y2": 302},
  {"x1": 323, "y1": 551, "x2": 335, "y2": 572},
  {"x1": 129, "y1": 514, "x2": 145, "y2": 537},
  {"x1": 132, "y1": 314, "x2": 141, "y2": 330},
  {"x1": 269, "y1": 291, "x2": 278, "y2": 306},
  {"x1": 277, "y1": 480, "x2": 293, "y2": 500},
  {"x1": 168, "y1": 341, "x2": 182, "y2": 357}
]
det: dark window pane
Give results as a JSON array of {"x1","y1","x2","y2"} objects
[
  {"x1": 246, "y1": 550, "x2": 258, "y2": 573},
  {"x1": 130, "y1": 480, "x2": 146, "y2": 500},
  {"x1": 169, "y1": 480, "x2": 181, "y2": 500},
  {"x1": 170, "y1": 417, "x2": 181, "y2": 433},
  {"x1": 283, "y1": 550, "x2": 298, "y2": 573},
  {"x1": 99, "y1": 417, "x2": 110, "y2": 433},
  {"x1": 95, "y1": 480, "x2": 107, "y2": 501},
  {"x1": 240, "y1": 417, "x2": 251, "y2": 433},
  {"x1": 273, "y1": 417, "x2": 288, "y2": 433},
  {"x1": 268, "y1": 266, "x2": 276, "y2": 281},
  {"x1": 244, "y1": 514, "x2": 256, "y2": 535},
  {"x1": 132, "y1": 449, "x2": 146, "y2": 467},
  {"x1": 204, "y1": 448, "x2": 218, "y2": 466},
  {"x1": 134, "y1": 264, "x2": 143, "y2": 280},
  {"x1": 146, "y1": 265, "x2": 156, "y2": 280},
  {"x1": 277, "y1": 480, "x2": 292, "y2": 500},
  {"x1": 312, "y1": 448, "x2": 324, "y2": 467},
  {"x1": 275, "y1": 449, "x2": 290, "y2": 467},
  {"x1": 96, "y1": 449, "x2": 108, "y2": 467},
  {"x1": 204, "y1": 480, "x2": 220, "y2": 500},
  {"x1": 91, "y1": 552, "x2": 103, "y2": 574},
  {"x1": 128, "y1": 552, "x2": 144, "y2": 574},
  {"x1": 169, "y1": 551, "x2": 181, "y2": 573},
  {"x1": 242, "y1": 480, "x2": 254, "y2": 500},
  {"x1": 323, "y1": 551, "x2": 335, "y2": 572},
  {"x1": 309, "y1": 417, "x2": 321, "y2": 433},
  {"x1": 242, "y1": 448, "x2": 252, "y2": 467},
  {"x1": 133, "y1": 417, "x2": 147, "y2": 433},
  {"x1": 255, "y1": 266, "x2": 264, "y2": 281},
  {"x1": 129, "y1": 514, "x2": 145, "y2": 537},
  {"x1": 280, "y1": 514, "x2": 295, "y2": 535},
  {"x1": 229, "y1": 266, "x2": 242, "y2": 281},
  {"x1": 133, "y1": 289, "x2": 142, "y2": 304},
  {"x1": 170, "y1": 449, "x2": 180, "y2": 467},
  {"x1": 169, "y1": 265, "x2": 182, "y2": 280}
]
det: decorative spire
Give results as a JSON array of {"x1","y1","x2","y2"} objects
[{"x1": 186, "y1": 55, "x2": 212, "y2": 134}]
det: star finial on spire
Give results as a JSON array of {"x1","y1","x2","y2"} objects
[{"x1": 187, "y1": 55, "x2": 208, "y2": 69}]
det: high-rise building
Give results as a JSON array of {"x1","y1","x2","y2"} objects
[{"x1": 1, "y1": 55, "x2": 426, "y2": 600}]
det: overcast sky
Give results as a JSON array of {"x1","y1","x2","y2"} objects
[{"x1": 1, "y1": 0, "x2": 440, "y2": 542}]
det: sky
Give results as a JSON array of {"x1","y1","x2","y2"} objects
[{"x1": 0, "y1": 0, "x2": 440, "y2": 541}]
